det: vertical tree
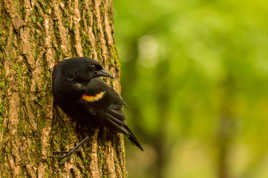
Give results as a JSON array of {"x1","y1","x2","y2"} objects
[
  {"x1": 0, "y1": 0, "x2": 126, "y2": 177},
  {"x1": 216, "y1": 76, "x2": 234, "y2": 178}
]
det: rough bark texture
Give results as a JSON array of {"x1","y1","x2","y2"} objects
[{"x1": 0, "y1": 0, "x2": 126, "y2": 177}]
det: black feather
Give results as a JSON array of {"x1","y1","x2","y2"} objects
[
  {"x1": 105, "y1": 112, "x2": 143, "y2": 151},
  {"x1": 82, "y1": 78, "x2": 144, "y2": 151}
]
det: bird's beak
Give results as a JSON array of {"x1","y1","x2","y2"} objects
[{"x1": 95, "y1": 69, "x2": 114, "y2": 78}]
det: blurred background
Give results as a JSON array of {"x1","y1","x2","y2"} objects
[{"x1": 114, "y1": 0, "x2": 268, "y2": 178}]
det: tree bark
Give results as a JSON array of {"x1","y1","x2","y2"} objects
[{"x1": 0, "y1": 0, "x2": 126, "y2": 177}]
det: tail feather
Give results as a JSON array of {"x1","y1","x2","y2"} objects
[
  {"x1": 125, "y1": 126, "x2": 144, "y2": 151},
  {"x1": 105, "y1": 113, "x2": 143, "y2": 151},
  {"x1": 107, "y1": 107, "x2": 125, "y2": 121}
]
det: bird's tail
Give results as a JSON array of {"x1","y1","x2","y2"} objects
[
  {"x1": 105, "y1": 112, "x2": 144, "y2": 151},
  {"x1": 124, "y1": 125, "x2": 144, "y2": 151}
]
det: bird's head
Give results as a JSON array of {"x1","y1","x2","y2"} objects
[{"x1": 56, "y1": 57, "x2": 113, "y2": 83}]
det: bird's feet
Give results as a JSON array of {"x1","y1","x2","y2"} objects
[{"x1": 53, "y1": 136, "x2": 90, "y2": 161}]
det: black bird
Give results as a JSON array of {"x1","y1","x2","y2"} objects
[{"x1": 52, "y1": 57, "x2": 143, "y2": 159}]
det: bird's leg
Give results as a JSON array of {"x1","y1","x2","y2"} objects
[{"x1": 53, "y1": 136, "x2": 90, "y2": 160}]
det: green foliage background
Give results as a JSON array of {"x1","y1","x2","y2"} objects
[{"x1": 114, "y1": 0, "x2": 268, "y2": 178}]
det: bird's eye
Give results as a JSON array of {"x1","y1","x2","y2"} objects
[{"x1": 94, "y1": 64, "x2": 102, "y2": 70}]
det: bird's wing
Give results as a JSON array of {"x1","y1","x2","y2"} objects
[
  {"x1": 104, "y1": 110, "x2": 143, "y2": 151},
  {"x1": 80, "y1": 79, "x2": 125, "y2": 121},
  {"x1": 79, "y1": 78, "x2": 143, "y2": 150}
]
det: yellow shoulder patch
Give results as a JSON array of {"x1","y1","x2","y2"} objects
[{"x1": 82, "y1": 92, "x2": 105, "y2": 102}]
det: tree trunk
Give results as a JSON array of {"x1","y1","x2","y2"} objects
[
  {"x1": 216, "y1": 75, "x2": 235, "y2": 178},
  {"x1": 0, "y1": 0, "x2": 126, "y2": 177}
]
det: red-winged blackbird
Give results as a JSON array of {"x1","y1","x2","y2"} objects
[{"x1": 52, "y1": 57, "x2": 143, "y2": 159}]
